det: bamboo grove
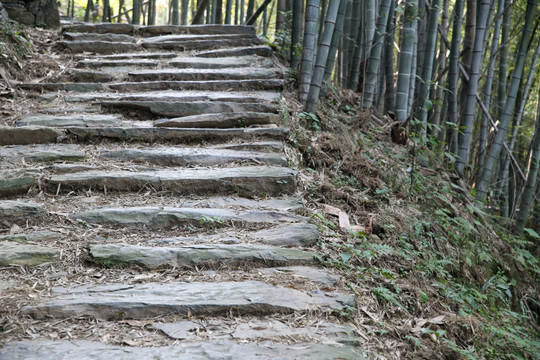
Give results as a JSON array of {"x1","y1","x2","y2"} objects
[{"x1": 65, "y1": 0, "x2": 540, "y2": 234}]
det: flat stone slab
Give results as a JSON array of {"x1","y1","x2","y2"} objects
[
  {"x1": 82, "y1": 51, "x2": 176, "y2": 59},
  {"x1": 142, "y1": 38, "x2": 257, "y2": 51},
  {"x1": 0, "y1": 231, "x2": 60, "y2": 243},
  {"x1": 128, "y1": 67, "x2": 283, "y2": 81},
  {"x1": 259, "y1": 266, "x2": 341, "y2": 287},
  {"x1": 17, "y1": 114, "x2": 122, "y2": 127},
  {"x1": 0, "y1": 169, "x2": 38, "y2": 197},
  {"x1": 196, "y1": 45, "x2": 274, "y2": 57},
  {"x1": 21, "y1": 280, "x2": 354, "y2": 320},
  {"x1": 211, "y1": 141, "x2": 283, "y2": 152},
  {"x1": 153, "y1": 318, "x2": 357, "y2": 343},
  {"x1": 66, "y1": 90, "x2": 280, "y2": 104},
  {"x1": 62, "y1": 23, "x2": 135, "y2": 34},
  {"x1": 154, "y1": 112, "x2": 279, "y2": 128},
  {"x1": 89, "y1": 243, "x2": 316, "y2": 269},
  {"x1": 0, "y1": 340, "x2": 363, "y2": 360},
  {"x1": 46, "y1": 166, "x2": 295, "y2": 195},
  {"x1": 176, "y1": 197, "x2": 303, "y2": 212},
  {"x1": 0, "y1": 241, "x2": 60, "y2": 266},
  {"x1": 0, "y1": 144, "x2": 85, "y2": 163},
  {"x1": 60, "y1": 40, "x2": 138, "y2": 54},
  {"x1": 0, "y1": 200, "x2": 45, "y2": 222},
  {"x1": 100, "y1": 101, "x2": 279, "y2": 118},
  {"x1": 67, "y1": 126, "x2": 289, "y2": 143},
  {"x1": 107, "y1": 79, "x2": 285, "y2": 92},
  {"x1": 78, "y1": 59, "x2": 159, "y2": 68},
  {"x1": 64, "y1": 32, "x2": 136, "y2": 43},
  {"x1": 70, "y1": 69, "x2": 113, "y2": 83},
  {"x1": 100, "y1": 147, "x2": 287, "y2": 166},
  {"x1": 142, "y1": 34, "x2": 254, "y2": 43},
  {"x1": 136, "y1": 24, "x2": 257, "y2": 36},
  {"x1": 71, "y1": 206, "x2": 305, "y2": 228},
  {"x1": 0, "y1": 126, "x2": 61, "y2": 145},
  {"x1": 169, "y1": 55, "x2": 272, "y2": 69}
]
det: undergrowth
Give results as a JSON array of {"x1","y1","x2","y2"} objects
[{"x1": 282, "y1": 83, "x2": 540, "y2": 359}]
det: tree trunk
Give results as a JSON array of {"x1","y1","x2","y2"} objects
[
  {"x1": 384, "y1": 0, "x2": 396, "y2": 114},
  {"x1": 172, "y1": 0, "x2": 180, "y2": 24},
  {"x1": 346, "y1": 0, "x2": 361, "y2": 89},
  {"x1": 395, "y1": 0, "x2": 418, "y2": 123},
  {"x1": 323, "y1": 0, "x2": 348, "y2": 85},
  {"x1": 276, "y1": 0, "x2": 286, "y2": 31},
  {"x1": 454, "y1": 0, "x2": 490, "y2": 176},
  {"x1": 305, "y1": 0, "x2": 341, "y2": 113},
  {"x1": 341, "y1": 0, "x2": 352, "y2": 85},
  {"x1": 362, "y1": 0, "x2": 392, "y2": 109},
  {"x1": 291, "y1": 0, "x2": 304, "y2": 68},
  {"x1": 298, "y1": 0, "x2": 320, "y2": 103},
  {"x1": 476, "y1": 0, "x2": 538, "y2": 206}
]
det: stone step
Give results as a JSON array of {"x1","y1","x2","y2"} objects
[
  {"x1": 45, "y1": 166, "x2": 296, "y2": 196},
  {"x1": 22, "y1": 280, "x2": 354, "y2": 320},
  {"x1": 128, "y1": 67, "x2": 283, "y2": 82},
  {"x1": 63, "y1": 90, "x2": 280, "y2": 104},
  {"x1": 196, "y1": 45, "x2": 274, "y2": 58},
  {"x1": 70, "y1": 69, "x2": 114, "y2": 82},
  {"x1": 61, "y1": 23, "x2": 258, "y2": 36},
  {"x1": 0, "y1": 126, "x2": 61, "y2": 146},
  {"x1": 66, "y1": 126, "x2": 289, "y2": 143},
  {"x1": 63, "y1": 32, "x2": 136, "y2": 43},
  {"x1": 88, "y1": 243, "x2": 316, "y2": 269},
  {"x1": 0, "y1": 144, "x2": 86, "y2": 163},
  {"x1": 71, "y1": 206, "x2": 305, "y2": 229},
  {"x1": 0, "y1": 200, "x2": 45, "y2": 222},
  {"x1": 81, "y1": 51, "x2": 177, "y2": 59},
  {"x1": 17, "y1": 114, "x2": 123, "y2": 127},
  {"x1": 0, "y1": 231, "x2": 61, "y2": 243},
  {"x1": 0, "y1": 340, "x2": 363, "y2": 359},
  {"x1": 78, "y1": 59, "x2": 160, "y2": 68},
  {"x1": 168, "y1": 55, "x2": 273, "y2": 69},
  {"x1": 142, "y1": 38, "x2": 257, "y2": 51},
  {"x1": 60, "y1": 40, "x2": 138, "y2": 54},
  {"x1": 210, "y1": 141, "x2": 283, "y2": 152},
  {"x1": 154, "y1": 112, "x2": 279, "y2": 128},
  {"x1": 0, "y1": 169, "x2": 38, "y2": 197},
  {"x1": 153, "y1": 317, "x2": 357, "y2": 343},
  {"x1": 99, "y1": 101, "x2": 279, "y2": 118},
  {"x1": 100, "y1": 147, "x2": 287, "y2": 166},
  {"x1": 0, "y1": 241, "x2": 60, "y2": 266},
  {"x1": 142, "y1": 34, "x2": 255, "y2": 43},
  {"x1": 152, "y1": 223, "x2": 319, "y2": 247},
  {"x1": 21, "y1": 79, "x2": 284, "y2": 93},
  {"x1": 61, "y1": 22, "x2": 135, "y2": 34}
]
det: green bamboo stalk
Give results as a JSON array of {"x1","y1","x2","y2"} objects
[
  {"x1": 323, "y1": 0, "x2": 348, "y2": 84},
  {"x1": 192, "y1": 0, "x2": 210, "y2": 24},
  {"x1": 395, "y1": 0, "x2": 418, "y2": 122},
  {"x1": 476, "y1": 0, "x2": 538, "y2": 206},
  {"x1": 341, "y1": 0, "x2": 352, "y2": 85},
  {"x1": 291, "y1": 0, "x2": 304, "y2": 68},
  {"x1": 497, "y1": 0, "x2": 511, "y2": 119},
  {"x1": 181, "y1": 0, "x2": 189, "y2": 24},
  {"x1": 446, "y1": 0, "x2": 464, "y2": 155},
  {"x1": 346, "y1": 0, "x2": 362, "y2": 89},
  {"x1": 172, "y1": 0, "x2": 180, "y2": 24},
  {"x1": 245, "y1": 0, "x2": 273, "y2": 25},
  {"x1": 305, "y1": 0, "x2": 341, "y2": 113},
  {"x1": 362, "y1": 0, "x2": 392, "y2": 108},
  {"x1": 384, "y1": 0, "x2": 396, "y2": 113},
  {"x1": 298, "y1": 0, "x2": 320, "y2": 103}
]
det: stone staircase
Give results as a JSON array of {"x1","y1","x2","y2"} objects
[{"x1": 0, "y1": 23, "x2": 363, "y2": 359}]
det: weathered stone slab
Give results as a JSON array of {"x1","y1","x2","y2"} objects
[
  {"x1": 0, "y1": 241, "x2": 60, "y2": 266},
  {"x1": 19, "y1": 82, "x2": 104, "y2": 93},
  {"x1": 84, "y1": 52, "x2": 176, "y2": 59},
  {"x1": 154, "y1": 112, "x2": 279, "y2": 128},
  {"x1": 17, "y1": 114, "x2": 122, "y2": 127},
  {"x1": 60, "y1": 40, "x2": 138, "y2": 54},
  {"x1": 78, "y1": 59, "x2": 159, "y2": 68},
  {"x1": 45, "y1": 164, "x2": 101, "y2": 174},
  {"x1": 71, "y1": 69, "x2": 113, "y2": 83},
  {"x1": 153, "y1": 318, "x2": 357, "y2": 343},
  {"x1": 136, "y1": 24, "x2": 257, "y2": 36},
  {"x1": 259, "y1": 266, "x2": 341, "y2": 287},
  {"x1": 0, "y1": 340, "x2": 363, "y2": 360},
  {"x1": 128, "y1": 67, "x2": 283, "y2": 81},
  {"x1": 100, "y1": 147, "x2": 286, "y2": 166},
  {"x1": 211, "y1": 141, "x2": 283, "y2": 152},
  {"x1": 67, "y1": 126, "x2": 289, "y2": 143},
  {"x1": 22, "y1": 280, "x2": 354, "y2": 320},
  {"x1": 196, "y1": 45, "x2": 274, "y2": 58},
  {"x1": 62, "y1": 23, "x2": 135, "y2": 34},
  {"x1": 142, "y1": 33, "x2": 253, "y2": 43},
  {"x1": 169, "y1": 56, "x2": 272, "y2": 69},
  {"x1": 46, "y1": 166, "x2": 295, "y2": 195},
  {"x1": 107, "y1": 79, "x2": 285, "y2": 92},
  {"x1": 0, "y1": 200, "x2": 45, "y2": 222},
  {"x1": 0, "y1": 169, "x2": 37, "y2": 197},
  {"x1": 100, "y1": 101, "x2": 279, "y2": 118},
  {"x1": 0, "y1": 231, "x2": 61, "y2": 243},
  {"x1": 176, "y1": 197, "x2": 303, "y2": 212},
  {"x1": 143, "y1": 38, "x2": 257, "y2": 51},
  {"x1": 66, "y1": 90, "x2": 280, "y2": 104},
  {"x1": 89, "y1": 243, "x2": 316, "y2": 269},
  {"x1": 0, "y1": 126, "x2": 61, "y2": 145},
  {"x1": 71, "y1": 206, "x2": 305, "y2": 228},
  {"x1": 253, "y1": 223, "x2": 320, "y2": 247},
  {"x1": 0, "y1": 144, "x2": 86, "y2": 163},
  {"x1": 63, "y1": 32, "x2": 136, "y2": 43}
]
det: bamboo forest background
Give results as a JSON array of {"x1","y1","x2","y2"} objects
[{"x1": 61, "y1": 0, "x2": 540, "y2": 235}]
